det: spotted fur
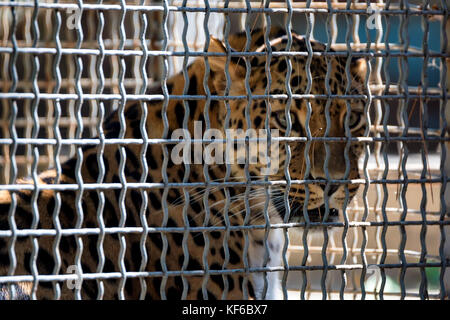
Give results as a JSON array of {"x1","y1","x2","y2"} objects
[{"x1": 0, "y1": 29, "x2": 367, "y2": 299}]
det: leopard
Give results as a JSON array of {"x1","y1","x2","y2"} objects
[{"x1": 0, "y1": 28, "x2": 367, "y2": 300}]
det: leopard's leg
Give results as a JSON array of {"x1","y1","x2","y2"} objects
[
  {"x1": 248, "y1": 228, "x2": 284, "y2": 300},
  {"x1": 0, "y1": 177, "x2": 64, "y2": 299},
  {"x1": 0, "y1": 187, "x2": 146, "y2": 299}
]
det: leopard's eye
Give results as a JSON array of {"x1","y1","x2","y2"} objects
[
  {"x1": 348, "y1": 111, "x2": 364, "y2": 131},
  {"x1": 274, "y1": 111, "x2": 287, "y2": 128}
]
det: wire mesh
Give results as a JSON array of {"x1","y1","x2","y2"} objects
[{"x1": 0, "y1": 0, "x2": 449, "y2": 300}]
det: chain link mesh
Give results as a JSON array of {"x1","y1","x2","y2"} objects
[{"x1": 0, "y1": 0, "x2": 449, "y2": 300}]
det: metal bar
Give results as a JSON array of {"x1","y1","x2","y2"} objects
[
  {"x1": 23, "y1": 8, "x2": 33, "y2": 176},
  {"x1": 0, "y1": 261, "x2": 444, "y2": 283},
  {"x1": 281, "y1": 0, "x2": 293, "y2": 300},
  {"x1": 5, "y1": 0, "x2": 19, "y2": 300},
  {"x1": 220, "y1": 0, "x2": 231, "y2": 299},
  {"x1": 137, "y1": 0, "x2": 149, "y2": 301},
  {"x1": 200, "y1": 0, "x2": 212, "y2": 300},
  {"x1": 359, "y1": 0, "x2": 377, "y2": 300},
  {"x1": 94, "y1": 0, "x2": 106, "y2": 300},
  {"x1": 0, "y1": 135, "x2": 449, "y2": 147},
  {"x1": 2, "y1": 46, "x2": 450, "y2": 58},
  {"x1": 241, "y1": 0, "x2": 252, "y2": 300},
  {"x1": 0, "y1": 1, "x2": 447, "y2": 16},
  {"x1": 29, "y1": 0, "x2": 41, "y2": 299},
  {"x1": 117, "y1": 0, "x2": 128, "y2": 300},
  {"x1": 0, "y1": 39, "x2": 443, "y2": 55},
  {"x1": 321, "y1": 0, "x2": 337, "y2": 300},
  {"x1": 1, "y1": 92, "x2": 448, "y2": 102},
  {"x1": 0, "y1": 177, "x2": 447, "y2": 192},
  {"x1": 300, "y1": 0, "x2": 313, "y2": 300},
  {"x1": 73, "y1": 0, "x2": 85, "y2": 300},
  {"x1": 260, "y1": 0, "x2": 273, "y2": 300},
  {"x1": 50, "y1": 0, "x2": 63, "y2": 300},
  {"x1": 340, "y1": 0, "x2": 352, "y2": 299},
  {"x1": 397, "y1": 0, "x2": 411, "y2": 300},
  {"x1": 419, "y1": 0, "x2": 431, "y2": 299},
  {"x1": 159, "y1": 0, "x2": 170, "y2": 300},
  {"x1": 1, "y1": 219, "x2": 450, "y2": 238},
  {"x1": 179, "y1": 0, "x2": 191, "y2": 300}
]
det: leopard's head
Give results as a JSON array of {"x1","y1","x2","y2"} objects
[{"x1": 207, "y1": 32, "x2": 367, "y2": 228}]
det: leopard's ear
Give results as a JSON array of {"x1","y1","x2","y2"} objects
[
  {"x1": 207, "y1": 36, "x2": 227, "y2": 71},
  {"x1": 351, "y1": 57, "x2": 368, "y2": 82},
  {"x1": 226, "y1": 27, "x2": 286, "y2": 52},
  {"x1": 208, "y1": 36, "x2": 246, "y2": 80}
]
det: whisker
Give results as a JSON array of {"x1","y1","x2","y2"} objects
[
  {"x1": 192, "y1": 189, "x2": 285, "y2": 230},
  {"x1": 187, "y1": 188, "x2": 281, "y2": 226},
  {"x1": 170, "y1": 175, "x2": 270, "y2": 206}
]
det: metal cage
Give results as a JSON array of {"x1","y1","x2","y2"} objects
[{"x1": 0, "y1": 0, "x2": 449, "y2": 300}]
